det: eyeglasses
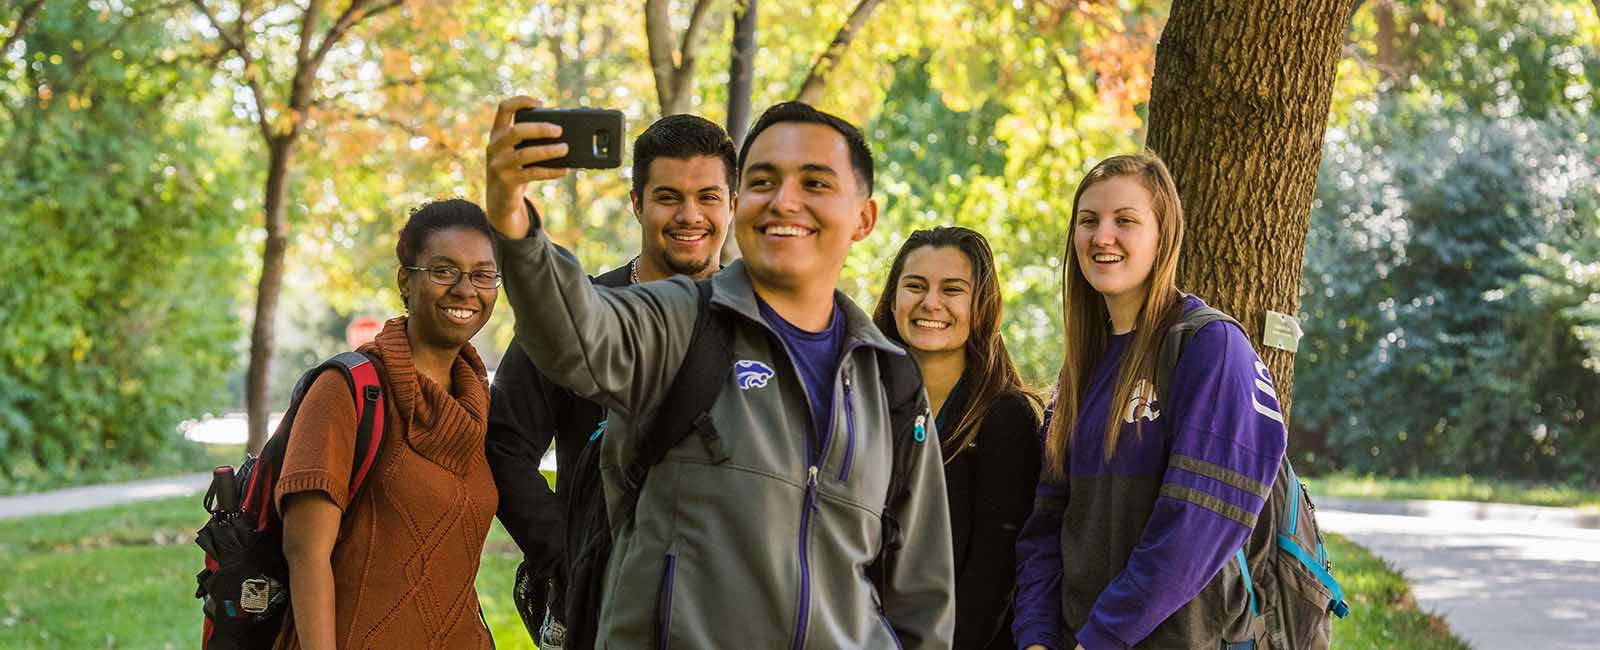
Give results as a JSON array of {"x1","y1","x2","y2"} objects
[{"x1": 404, "y1": 265, "x2": 503, "y2": 290}]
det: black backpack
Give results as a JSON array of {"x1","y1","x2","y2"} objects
[
  {"x1": 194, "y1": 352, "x2": 388, "y2": 649},
  {"x1": 544, "y1": 279, "x2": 929, "y2": 650},
  {"x1": 1154, "y1": 305, "x2": 1349, "y2": 650}
]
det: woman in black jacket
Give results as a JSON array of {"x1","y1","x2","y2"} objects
[{"x1": 873, "y1": 226, "x2": 1043, "y2": 649}]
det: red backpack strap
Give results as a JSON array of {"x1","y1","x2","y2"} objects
[{"x1": 325, "y1": 351, "x2": 386, "y2": 499}]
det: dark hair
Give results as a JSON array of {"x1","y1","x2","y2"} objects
[
  {"x1": 631, "y1": 114, "x2": 739, "y2": 201},
  {"x1": 737, "y1": 101, "x2": 874, "y2": 196},
  {"x1": 395, "y1": 198, "x2": 493, "y2": 267},
  {"x1": 872, "y1": 226, "x2": 1038, "y2": 463}
]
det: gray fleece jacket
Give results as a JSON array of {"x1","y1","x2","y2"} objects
[{"x1": 493, "y1": 225, "x2": 955, "y2": 649}]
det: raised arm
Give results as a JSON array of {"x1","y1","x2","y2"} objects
[{"x1": 484, "y1": 96, "x2": 698, "y2": 418}]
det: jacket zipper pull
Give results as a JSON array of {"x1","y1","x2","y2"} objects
[
  {"x1": 807, "y1": 465, "x2": 820, "y2": 511},
  {"x1": 913, "y1": 414, "x2": 928, "y2": 442}
]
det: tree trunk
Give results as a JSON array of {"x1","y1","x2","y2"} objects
[
  {"x1": 1373, "y1": 0, "x2": 1400, "y2": 85},
  {"x1": 1144, "y1": 0, "x2": 1352, "y2": 417},
  {"x1": 795, "y1": 0, "x2": 884, "y2": 105},
  {"x1": 644, "y1": 0, "x2": 714, "y2": 116},
  {"x1": 1, "y1": 0, "x2": 46, "y2": 54},
  {"x1": 722, "y1": 0, "x2": 756, "y2": 262},
  {"x1": 245, "y1": 136, "x2": 296, "y2": 452},
  {"x1": 728, "y1": 0, "x2": 756, "y2": 148}
]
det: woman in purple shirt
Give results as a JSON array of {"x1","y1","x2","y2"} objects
[{"x1": 1013, "y1": 153, "x2": 1287, "y2": 650}]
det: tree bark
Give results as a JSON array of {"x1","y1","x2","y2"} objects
[
  {"x1": 1144, "y1": 0, "x2": 1352, "y2": 417},
  {"x1": 199, "y1": 0, "x2": 401, "y2": 452},
  {"x1": 644, "y1": 0, "x2": 716, "y2": 116},
  {"x1": 1373, "y1": 0, "x2": 1400, "y2": 85},
  {"x1": 727, "y1": 0, "x2": 756, "y2": 148},
  {"x1": 722, "y1": 0, "x2": 756, "y2": 262},
  {"x1": 794, "y1": 0, "x2": 884, "y2": 105},
  {"x1": 246, "y1": 136, "x2": 295, "y2": 452},
  {"x1": 1, "y1": 0, "x2": 46, "y2": 55}
]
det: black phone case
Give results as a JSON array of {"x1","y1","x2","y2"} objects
[{"x1": 513, "y1": 108, "x2": 626, "y2": 169}]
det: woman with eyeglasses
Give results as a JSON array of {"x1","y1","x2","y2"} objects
[
  {"x1": 274, "y1": 198, "x2": 502, "y2": 649},
  {"x1": 871, "y1": 226, "x2": 1043, "y2": 649}
]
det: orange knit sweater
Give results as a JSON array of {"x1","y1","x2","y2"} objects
[{"x1": 272, "y1": 317, "x2": 497, "y2": 649}]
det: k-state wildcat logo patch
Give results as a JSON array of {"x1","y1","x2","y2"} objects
[{"x1": 735, "y1": 360, "x2": 775, "y2": 390}]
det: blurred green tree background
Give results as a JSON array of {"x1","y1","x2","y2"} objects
[{"x1": 1, "y1": 0, "x2": 1597, "y2": 489}]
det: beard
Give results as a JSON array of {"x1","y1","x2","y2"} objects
[{"x1": 663, "y1": 248, "x2": 717, "y2": 276}]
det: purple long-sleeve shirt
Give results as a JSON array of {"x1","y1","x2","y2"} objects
[{"x1": 1013, "y1": 296, "x2": 1286, "y2": 650}]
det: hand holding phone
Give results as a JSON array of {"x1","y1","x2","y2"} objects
[
  {"x1": 513, "y1": 108, "x2": 626, "y2": 169},
  {"x1": 486, "y1": 97, "x2": 570, "y2": 239}
]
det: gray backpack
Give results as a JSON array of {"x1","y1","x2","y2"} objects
[{"x1": 1156, "y1": 305, "x2": 1349, "y2": 650}]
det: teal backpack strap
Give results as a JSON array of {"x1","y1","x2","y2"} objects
[{"x1": 1236, "y1": 548, "x2": 1258, "y2": 617}]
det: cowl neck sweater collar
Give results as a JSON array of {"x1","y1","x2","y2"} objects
[{"x1": 358, "y1": 316, "x2": 488, "y2": 474}]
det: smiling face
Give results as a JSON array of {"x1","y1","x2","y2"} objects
[
  {"x1": 633, "y1": 155, "x2": 732, "y2": 279},
  {"x1": 398, "y1": 227, "x2": 497, "y2": 351},
  {"x1": 1073, "y1": 174, "x2": 1161, "y2": 314},
  {"x1": 734, "y1": 122, "x2": 876, "y2": 293},
  {"x1": 892, "y1": 246, "x2": 974, "y2": 359}
]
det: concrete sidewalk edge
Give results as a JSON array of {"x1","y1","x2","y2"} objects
[
  {"x1": 0, "y1": 472, "x2": 211, "y2": 521},
  {"x1": 1317, "y1": 495, "x2": 1600, "y2": 530}
]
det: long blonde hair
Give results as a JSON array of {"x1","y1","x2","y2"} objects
[{"x1": 1044, "y1": 152, "x2": 1186, "y2": 480}]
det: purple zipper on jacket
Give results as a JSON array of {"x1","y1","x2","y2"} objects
[
  {"x1": 794, "y1": 465, "x2": 819, "y2": 650},
  {"x1": 837, "y1": 374, "x2": 857, "y2": 481},
  {"x1": 794, "y1": 342, "x2": 867, "y2": 649},
  {"x1": 655, "y1": 553, "x2": 676, "y2": 650}
]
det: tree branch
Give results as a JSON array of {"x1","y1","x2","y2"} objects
[
  {"x1": 1, "y1": 0, "x2": 46, "y2": 55},
  {"x1": 795, "y1": 0, "x2": 885, "y2": 105},
  {"x1": 69, "y1": 0, "x2": 186, "y2": 74},
  {"x1": 674, "y1": 0, "x2": 716, "y2": 104},
  {"x1": 192, "y1": 0, "x2": 273, "y2": 143},
  {"x1": 307, "y1": 0, "x2": 402, "y2": 75},
  {"x1": 644, "y1": 0, "x2": 678, "y2": 114}
]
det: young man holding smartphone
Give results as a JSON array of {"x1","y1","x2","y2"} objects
[
  {"x1": 484, "y1": 113, "x2": 737, "y2": 643},
  {"x1": 485, "y1": 97, "x2": 955, "y2": 648}
]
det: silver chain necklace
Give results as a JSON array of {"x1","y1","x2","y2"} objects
[{"x1": 629, "y1": 257, "x2": 640, "y2": 284}]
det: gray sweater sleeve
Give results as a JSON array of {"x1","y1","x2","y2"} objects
[
  {"x1": 882, "y1": 404, "x2": 958, "y2": 649},
  {"x1": 491, "y1": 226, "x2": 697, "y2": 420}
]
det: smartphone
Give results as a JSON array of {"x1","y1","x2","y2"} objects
[{"x1": 513, "y1": 108, "x2": 626, "y2": 169}]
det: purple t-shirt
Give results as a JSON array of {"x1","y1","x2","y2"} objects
[{"x1": 757, "y1": 296, "x2": 846, "y2": 451}]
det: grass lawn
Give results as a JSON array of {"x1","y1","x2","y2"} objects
[
  {"x1": 1, "y1": 496, "x2": 1465, "y2": 649},
  {"x1": 1323, "y1": 534, "x2": 1471, "y2": 650},
  {"x1": 1308, "y1": 472, "x2": 1600, "y2": 510}
]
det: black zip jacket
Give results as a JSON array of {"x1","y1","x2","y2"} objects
[{"x1": 940, "y1": 383, "x2": 1042, "y2": 649}]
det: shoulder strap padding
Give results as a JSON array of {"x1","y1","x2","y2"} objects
[
  {"x1": 879, "y1": 351, "x2": 928, "y2": 522},
  {"x1": 253, "y1": 351, "x2": 385, "y2": 525},
  {"x1": 623, "y1": 279, "x2": 729, "y2": 491},
  {"x1": 1154, "y1": 303, "x2": 1241, "y2": 410}
]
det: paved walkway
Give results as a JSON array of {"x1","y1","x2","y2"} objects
[
  {"x1": 6, "y1": 474, "x2": 1597, "y2": 649},
  {"x1": 0, "y1": 451, "x2": 559, "y2": 521},
  {"x1": 1319, "y1": 499, "x2": 1600, "y2": 650},
  {"x1": 0, "y1": 472, "x2": 212, "y2": 520}
]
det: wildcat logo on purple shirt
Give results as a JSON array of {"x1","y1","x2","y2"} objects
[{"x1": 735, "y1": 360, "x2": 775, "y2": 390}]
